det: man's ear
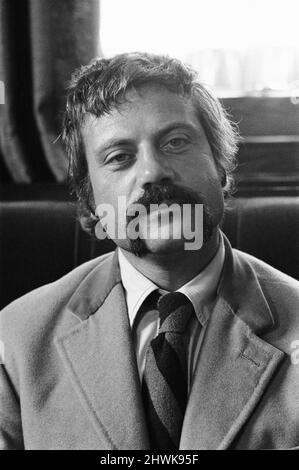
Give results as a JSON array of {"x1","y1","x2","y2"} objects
[
  {"x1": 221, "y1": 172, "x2": 227, "y2": 188},
  {"x1": 85, "y1": 177, "x2": 97, "y2": 215}
]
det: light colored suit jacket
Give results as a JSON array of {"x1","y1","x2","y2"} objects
[{"x1": 1, "y1": 236, "x2": 299, "y2": 450}]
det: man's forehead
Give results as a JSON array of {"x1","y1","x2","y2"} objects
[{"x1": 81, "y1": 84, "x2": 200, "y2": 137}]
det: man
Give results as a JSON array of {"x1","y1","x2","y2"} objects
[{"x1": 1, "y1": 52, "x2": 299, "y2": 450}]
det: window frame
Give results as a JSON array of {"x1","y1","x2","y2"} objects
[{"x1": 221, "y1": 97, "x2": 299, "y2": 196}]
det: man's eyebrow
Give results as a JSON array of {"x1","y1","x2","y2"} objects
[
  {"x1": 95, "y1": 139, "x2": 135, "y2": 156},
  {"x1": 155, "y1": 121, "x2": 199, "y2": 140}
]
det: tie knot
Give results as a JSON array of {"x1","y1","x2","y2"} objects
[{"x1": 157, "y1": 292, "x2": 194, "y2": 334}]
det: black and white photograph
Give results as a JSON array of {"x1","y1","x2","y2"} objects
[{"x1": 0, "y1": 0, "x2": 299, "y2": 453}]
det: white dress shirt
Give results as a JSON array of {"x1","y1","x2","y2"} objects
[{"x1": 118, "y1": 233, "x2": 225, "y2": 392}]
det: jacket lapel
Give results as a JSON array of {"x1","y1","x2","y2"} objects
[
  {"x1": 180, "y1": 236, "x2": 285, "y2": 449},
  {"x1": 55, "y1": 251, "x2": 150, "y2": 450}
]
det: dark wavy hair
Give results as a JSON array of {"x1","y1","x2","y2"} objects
[{"x1": 61, "y1": 52, "x2": 239, "y2": 236}]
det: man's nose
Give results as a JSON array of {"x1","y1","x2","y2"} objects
[{"x1": 137, "y1": 146, "x2": 175, "y2": 186}]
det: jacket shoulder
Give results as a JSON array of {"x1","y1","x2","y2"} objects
[
  {"x1": 233, "y1": 248, "x2": 299, "y2": 291},
  {"x1": 232, "y1": 248, "x2": 299, "y2": 340},
  {"x1": 0, "y1": 251, "x2": 115, "y2": 344}
]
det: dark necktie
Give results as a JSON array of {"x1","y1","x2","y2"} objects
[{"x1": 142, "y1": 291, "x2": 194, "y2": 450}]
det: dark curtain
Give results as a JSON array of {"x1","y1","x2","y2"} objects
[{"x1": 0, "y1": 0, "x2": 100, "y2": 183}]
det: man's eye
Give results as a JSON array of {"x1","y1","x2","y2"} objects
[
  {"x1": 164, "y1": 138, "x2": 189, "y2": 150},
  {"x1": 107, "y1": 153, "x2": 133, "y2": 164}
]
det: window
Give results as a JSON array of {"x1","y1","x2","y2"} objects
[
  {"x1": 99, "y1": 0, "x2": 299, "y2": 193},
  {"x1": 100, "y1": 0, "x2": 299, "y2": 98}
]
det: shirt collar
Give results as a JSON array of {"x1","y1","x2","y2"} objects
[{"x1": 118, "y1": 232, "x2": 225, "y2": 328}]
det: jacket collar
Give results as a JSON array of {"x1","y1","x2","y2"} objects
[
  {"x1": 67, "y1": 234, "x2": 276, "y2": 335},
  {"x1": 216, "y1": 234, "x2": 276, "y2": 336},
  {"x1": 67, "y1": 250, "x2": 121, "y2": 321}
]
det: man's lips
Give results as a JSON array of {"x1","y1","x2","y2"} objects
[{"x1": 146, "y1": 199, "x2": 186, "y2": 207}]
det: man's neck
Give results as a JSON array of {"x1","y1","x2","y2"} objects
[{"x1": 120, "y1": 229, "x2": 220, "y2": 291}]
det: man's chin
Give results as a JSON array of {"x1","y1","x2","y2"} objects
[
  {"x1": 141, "y1": 237, "x2": 187, "y2": 255},
  {"x1": 129, "y1": 236, "x2": 204, "y2": 258}
]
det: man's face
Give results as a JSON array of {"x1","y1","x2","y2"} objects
[{"x1": 82, "y1": 84, "x2": 224, "y2": 256}]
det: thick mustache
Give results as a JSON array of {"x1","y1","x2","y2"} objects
[{"x1": 126, "y1": 184, "x2": 205, "y2": 220}]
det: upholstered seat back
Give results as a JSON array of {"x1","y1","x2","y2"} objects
[{"x1": 0, "y1": 186, "x2": 298, "y2": 309}]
